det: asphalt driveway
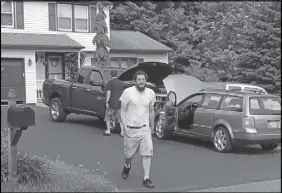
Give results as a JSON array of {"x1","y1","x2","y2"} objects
[{"x1": 1, "y1": 106, "x2": 281, "y2": 191}]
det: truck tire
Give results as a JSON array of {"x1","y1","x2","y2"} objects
[
  {"x1": 154, "y1": 116, "x2": 169, "y2": 140},
  {"x1": 260, "y1": 143, "x2": 279, "y2": 151},
  {"x1": 49, "y1": 97, "x2": 67, "y2": 122}
]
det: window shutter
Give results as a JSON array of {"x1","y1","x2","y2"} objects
[
  {"x1": 15, "y1": 1, "x2": 24, "y2": 29},
  {"x1": 48, "y1": 3, "x2": 57, "y2": 31},
  {"x1": 90, "y1": 6, "x2": 97, "y2": 33}
]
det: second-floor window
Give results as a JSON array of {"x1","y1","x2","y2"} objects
[
  {"x1": 57, "y1": 4, "x2": 72, "y2": 31},
  {"x1": 1, "y1": 1, "x2": 14, "y2": 28},
  {"x1": 74, "y1": 5, "x2": 88, "y2": 32}
]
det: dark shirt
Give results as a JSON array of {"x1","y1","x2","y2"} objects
[{"x1": 105, "y1": 78, "x2": 124, "y2": 109}]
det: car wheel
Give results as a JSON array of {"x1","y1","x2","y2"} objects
[
  {"x1": 213, "y1": 127, "x2": 233, "y2": 153},
  {"x1": 260, "y1": 143, "x2": 279, "y2": 151},
  {"x1": 49, "y1": 97, "x2": 67, "y2": 122},
  {"x1": 154, "y1": 116, "x2": 168, "y2": 140}
]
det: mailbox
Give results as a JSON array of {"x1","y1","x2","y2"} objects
[{"x1": 7, "y1": 106, "x2": 35, "y2": 128}]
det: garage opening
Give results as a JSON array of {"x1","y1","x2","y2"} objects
[{"x1": 1, "y1": 58, "x2": 25, "y2": 105}]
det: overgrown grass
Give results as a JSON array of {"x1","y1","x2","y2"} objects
[{"x1": 1, "y1": 130, "x2": 118, "y2": 192}]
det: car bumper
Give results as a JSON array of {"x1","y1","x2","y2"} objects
[{"x1": 233, "y1": 132, "x2": 281, "y2": 145}]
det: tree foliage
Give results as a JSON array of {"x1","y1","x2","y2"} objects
[
  {"x1": 64, "y1": 52, "x2": 86, "y2": 82},
  {"x1": 110, "y1": 1, "x2": 281, "y2": 94},
  {"x1": 93, "y1": 2, "x2": 111, "y2": 67}
]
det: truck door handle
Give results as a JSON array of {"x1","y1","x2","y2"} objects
[
  {"x1": 72, "y1": 86, "x2": 77, "y2": 89},
  {"x1": 97, "y1": 96, "x2": 103, "y2": 100},
  {"x1": 210, "y1": 114, "x2": 215, "y2": 118},
  {"x1": 85, "y1": 88, "x2": 91, "y2": 92}
]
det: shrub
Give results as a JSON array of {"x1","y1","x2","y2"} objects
[
  {"x1": 64, "y1": 51, "x2": 86, "y2": 82},
  {"x1": 1, "y1": 130, "x2": 118, "y2": 192},
  {"x1": 1, "y1": 131, "x2": 50, "y2": 185}
]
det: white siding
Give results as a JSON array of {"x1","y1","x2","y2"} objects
[
  {"x1": 1, "y1": 2, "x2": 111, "y2": 52},
  {"x1": 1, "y1": 49, "x2": 37, "y2": 104},
  {"x1": 1, "y1": 2, "x2": 49, "y2": 33},
  {"x1": 83, "y1": 52, "x2": 93, "y2": 66},
  {"x1": 110, "y1": 52, "x2": 169, "y2": 64}
]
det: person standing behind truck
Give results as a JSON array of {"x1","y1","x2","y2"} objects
[{"x1": 103, "y1": 70, "x2": 125, "y2": 136}]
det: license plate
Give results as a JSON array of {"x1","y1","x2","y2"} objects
[{"x1": 268, "y1": 121, "x2": 281, "y2": 128}]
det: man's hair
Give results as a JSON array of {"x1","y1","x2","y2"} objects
[
  {"x1": 133, "y1": 70, "x2": 148, "y2": 81},
  {"x1": 110, "y1": 70, "x2": 118, "y2": 77}
]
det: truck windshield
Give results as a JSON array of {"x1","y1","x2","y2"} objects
[{"x1": 249, "y1": 96, "x2": 281, "y2": 115}]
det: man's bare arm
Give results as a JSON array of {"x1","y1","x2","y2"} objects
[
  {"x1": 149, "y1": 104, "x2": 155, "y2": 132},
  {"x1": 120, "y1": 102, "x2": 128, "y2": 131}
]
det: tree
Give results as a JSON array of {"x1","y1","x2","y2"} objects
[
  {"x1": 110, "y1": 1, "x2": 281, "y2": 93},
  {"x1": 92, "y1": 2, "x2": 111, "y2": 67},
  {"x1": 64, "y1": 52, "x2": 86, "y2": 82}
]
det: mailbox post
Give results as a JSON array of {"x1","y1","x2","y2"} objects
[
  {"x1": 6, "y1": 89, "x2": 35, "y2": 184},
  {"x1": 7, "y1": 89, "x2": 17, "y2": 182}
]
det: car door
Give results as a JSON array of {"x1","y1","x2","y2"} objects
[
  {"x1": 164, "y1": 91, "x2": 178, "y2": 133},
  {"x1": 84, "y1": 70, "x2": 106, "y2": 116},
  {"x1": 194, "y1": 93, "x2": 223, "y2": 136},
  {"x1": 177, "y1": 94, "x2": 205, "y2": 131},
  {"x1": 70, "y1": 69, "x2": 91, "y2": 111}
]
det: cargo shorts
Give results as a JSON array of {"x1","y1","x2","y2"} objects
[
  {"x1": 124, "y1": 125, "x2": 153, "y2": 159},
  {"x1": 104, "y1": 108, "x2": 121, "y2": 123}
]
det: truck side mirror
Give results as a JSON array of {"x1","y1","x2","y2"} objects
[{"x1": 7, "y1": 106, "x2": 35, "y2": 128}]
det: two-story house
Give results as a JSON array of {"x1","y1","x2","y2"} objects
[{"x1": 1, "y1": 1, "x2": 172, "y2": 105}]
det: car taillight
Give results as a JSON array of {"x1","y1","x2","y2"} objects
[{"x1": 242, "y1": 116, "x2": 257, "y2": 133}]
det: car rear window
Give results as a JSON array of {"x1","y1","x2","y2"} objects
[{"x1": 249, "y1": 97, "x2": 281, "y2": 115}]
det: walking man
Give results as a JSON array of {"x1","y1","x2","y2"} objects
[
  {"x1": 103, "y1": 70, "x2": 125, "y2": 136},
  {"x1": 120, "y1": 70, "x2": 156, "y2": 188}
]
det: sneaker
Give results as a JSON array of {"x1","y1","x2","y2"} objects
[
  {"x1": 143, "y1": 178, "x2": 155, "y2": 188},
  {"x1": 103, "y1": 132, "x2": 111, "y2": 136},
  {"x1": 122, "y1": 164, "x2": 131, "y2": 179}
]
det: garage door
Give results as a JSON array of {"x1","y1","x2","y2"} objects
[{"x1": 1, "y1": 58, "x2": 25, "y2": 104}]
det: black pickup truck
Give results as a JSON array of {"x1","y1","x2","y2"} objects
[{"x1": 42, "y1": 62, "x2": 172, "y2": 122}]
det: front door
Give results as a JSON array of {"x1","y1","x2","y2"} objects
[
  {"x1": 47, "y1": 55, "x2": 63, "y2": 79},
  {"x1": 164, "y1": 91, "x2": 178, "y2": 132},
  {"x1": 70, "y1": 69, "x2": 91, "y2": 110},
  {"x1": 85, "y1": 70, "x2": 106, "y2": 115}
]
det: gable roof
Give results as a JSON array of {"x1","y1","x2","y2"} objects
[
  {"x1": 110, "y1": 30, "x2": 173, "y2": 53},
  {"x1": 1, "y1": 33, "x2": 84, "y2": 49}
]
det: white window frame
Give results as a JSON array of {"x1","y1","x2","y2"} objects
[
  {"x1": 57, "y1": 4, "x2": 72, "y2": 31},
  {"x1": 74, "y1": 5, "x2": 89, "y2": 32},
  {"x1": 1, "y1": 1, "x2": 14, "y2": 28}
]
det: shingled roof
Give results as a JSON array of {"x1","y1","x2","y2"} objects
[
  {"x1": 110, "y1": 30, "x2": 173, "y2": 52},
  {"x1": 1, "y1": 33, "x2": 84, "y2": 49}
]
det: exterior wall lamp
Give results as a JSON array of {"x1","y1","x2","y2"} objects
[{"x1": 28, "y1": 58, "x2": 32, "y2": 66}]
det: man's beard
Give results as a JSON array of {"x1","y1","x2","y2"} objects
[{"x1": 135, "y1": 84, "x2": 146, "y2": 92}]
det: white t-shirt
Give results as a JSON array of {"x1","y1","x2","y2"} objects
[{"x1": 120, "y1": 86, "x2": 156, "y2": 127}]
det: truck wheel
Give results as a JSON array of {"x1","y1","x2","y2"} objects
[
  {"x1": 154, "y1": 116, "x2": 168, "y2": 140},
  {"x1": 49, "y1": 97, "x2": 67, "y2": 122},
  {"x1": 260, "y1": 143, "x2": 279, "y2": 151},
  {"x1": 213, "y1": 127, "x2": 233, "y2": 153}
]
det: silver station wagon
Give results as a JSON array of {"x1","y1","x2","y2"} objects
[{"x1": 154, "y1": 75, "x2": 281, "y2": 153}]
